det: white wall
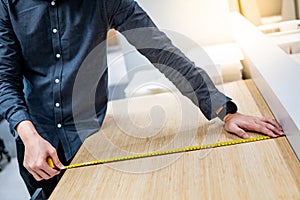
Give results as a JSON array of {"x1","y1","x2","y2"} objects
[{"x1": 136, "y1": 0, "x2": 233, "y2": 45}]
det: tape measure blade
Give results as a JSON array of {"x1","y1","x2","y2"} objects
[{"x1": 64, "y1": 135, "x2": 279, "y2": 169}]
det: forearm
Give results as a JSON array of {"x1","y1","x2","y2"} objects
[
  {"x1": 16, "y1": 120, "x2": 40, "y2": 145},
  {"x1": 109, "y1": 0, "x2": 230, "y2": 119},
  {"x1": 138, "y1": 41, "x2": 230, "y2": 119}
]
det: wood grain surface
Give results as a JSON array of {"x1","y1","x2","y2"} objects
[{"x1": 50, "y1": 80, "x2": 300, "y2": 200}]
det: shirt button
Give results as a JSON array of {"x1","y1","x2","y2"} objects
[
  {"x1": 55, "y1": 79, "x2": 60, "y2": 84},
  {"x1": 52, "y1": 28, "x2": 58, "y2": 34},
  {"x1": 56, "y1": 53, "x2": 61, "y2": 59},
  {"x1": 51, "y1": 1, "x2": 56, "y2": 6},
  {"x1": 57, "y1": 123, "x2": 62, "y2": 128},
  {"x1": 55, "y1": 103, "x2": 60, "y2": 107}
]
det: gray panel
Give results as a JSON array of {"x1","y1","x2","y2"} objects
[{"x1": 232, "y1": 13, "x2": 300, "y2": 159}]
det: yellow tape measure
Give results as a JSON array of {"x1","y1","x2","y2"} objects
[{"x1": 47, "y1": 135, "x2": 281, "y2": 170}]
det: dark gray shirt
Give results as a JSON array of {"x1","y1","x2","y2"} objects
[{"x1": 0, "y1": 0, "x2": 229, "y2": 160}]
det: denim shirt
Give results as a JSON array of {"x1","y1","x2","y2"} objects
[{"x1": 0, "y1": 0, "x2": 229, "y2": 160}]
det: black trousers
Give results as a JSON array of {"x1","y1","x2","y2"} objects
[{"x1": 16, "y1": 137, "x2": 72, "y2": 198}]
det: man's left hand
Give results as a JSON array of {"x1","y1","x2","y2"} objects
[{"x1": 223, "y1": 112, "x2": 284, "y2": 139}]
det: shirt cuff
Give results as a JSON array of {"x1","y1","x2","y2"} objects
[
  {"x1": 8, "y1": 110, "x2": 31, "y2": 131},
  {"x1": 208, "y1": 93, "x2": 232, "y2": 120}
]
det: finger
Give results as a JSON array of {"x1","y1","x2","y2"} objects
[
  {"x1": 30, "y1": 156, "x2": 59, "y2": 180},
  {"x1": 261, "y1": 118, "x2": 283, "y2": 131},
  {"x1": 256, "y1": 120, "x2": 284, "y2": 136},
  {"x1": 36, "y1": 168, "x2": 53, "y2": 180},
  {"x1": 257, "y1": 121, "x2": 284, "y2": 135},
  {"x1": 251, "y1": 121, "x2": 277, "y2": 137},
  {"x1": 26, "y1": 159, "x2": 60, "y2": 180},
  {"x1": 26, "y1": 167, "x2": 43, "y2": 181},
  {"x1": 48, "y1": 150, "x2": 64, "y2": 170},
  {"x1": 24, "y1": 163, "x2": 44, "y2": 181},
  {"x1": 243, "y1": 121, "x2": 276, "y2": 137},
  {"x1": 235, "y1": 128, "x2": 249, "y2": 139},
  {"x1": 30, "y1": 171, "x2": 43, "y2": 182},
  {"x1": 225, "y1": 123, "x2": 249, "y2": 139},
  {"x1": 28, "y1": 166, "x2": 51, "y2": 181},
  {"x1": 41, "y1": 162, "x2": 61, "y2": 178}
]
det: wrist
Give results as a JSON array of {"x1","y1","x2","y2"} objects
[
  {"x1": 216, "y1": 101, "x2": 238, "y2": 121},
  {"x1": 223, "y1": 112, "x2": 238, "y2": 123},
  {"x1": 16, "y1": 120, "x2": 39, "y2": 144}
]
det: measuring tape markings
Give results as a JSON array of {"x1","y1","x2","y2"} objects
[{"x1": 47, "y1": 135, "x2": 282, "y2": 170}]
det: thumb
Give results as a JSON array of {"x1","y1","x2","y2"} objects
[{"x1": 49, "y1": 151, "x2": 65, "y2": 170}]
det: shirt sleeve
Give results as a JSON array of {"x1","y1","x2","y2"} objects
[
  {"x1": 0, "y1": 1, "x2": 31, "y2": 130},
  {"x1": 105, "y1": 0, "x2": 231, "y2": 120}
]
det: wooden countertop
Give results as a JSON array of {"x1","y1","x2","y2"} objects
[{"x1": 50, "y1": 80, "x2": 300, "y2": 199}]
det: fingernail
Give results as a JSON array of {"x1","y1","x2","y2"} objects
[
  {"x1": 56, "y1": 164, "x2": 64, "y2": 170},
  {"x1": 243, "y1": 133, "x2": 249, "y2": 139},
  {"x1": 280, "y1": 131, "x2": 285, "y2": 135}
]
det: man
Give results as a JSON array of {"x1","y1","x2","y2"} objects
[{"x1": 0, "y1": 0, "x2": 283, "y2": 198}]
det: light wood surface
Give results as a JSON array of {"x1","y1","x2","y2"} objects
[{"x1": 50, "y1": 80, "x2": 300, "y2": 199}]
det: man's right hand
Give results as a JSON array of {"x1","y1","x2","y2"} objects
[{"x1": 16, "y1": 120, "x2": 64, "y2": 181}]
